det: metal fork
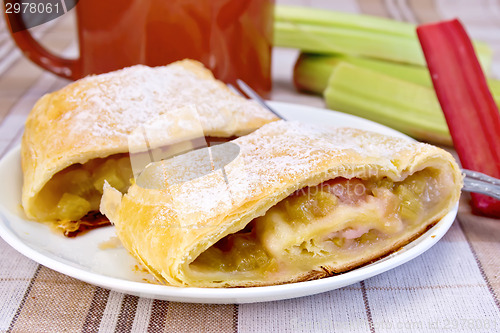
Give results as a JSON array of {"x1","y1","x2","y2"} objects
[{"x1": 229, "y1": 80, "x2": 500, "y2": 200}]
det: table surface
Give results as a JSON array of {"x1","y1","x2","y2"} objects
[{"x1": 1, "y1": 1, "x2": 499, "y2": 332}]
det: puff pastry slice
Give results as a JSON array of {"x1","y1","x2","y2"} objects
[
  {"x1": 21, "y1": 60, "x2": 277, "y2": 235},
  {"x1": 101, "y1": 121, "x2": 462, "y2": 287}
]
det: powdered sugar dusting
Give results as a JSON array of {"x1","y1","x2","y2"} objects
[
  {"x1": 140, "y1": 121, "x2": 426, "y2": 224},
  {"x1": 61, "y1": 62, "x2": 275, "y2": 139}
]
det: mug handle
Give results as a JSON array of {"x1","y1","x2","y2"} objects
[{"x1": 5, "y1": 11, "x2": 80, "y2": 80}]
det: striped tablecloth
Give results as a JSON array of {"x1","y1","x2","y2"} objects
[{"x1": 1, "y1": 1, "x2": 499, "y2": 332}]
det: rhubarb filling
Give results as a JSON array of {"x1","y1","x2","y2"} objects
[
  {"x1": 189, "y1": 168, "x2": 454, "y2": 282},
  {"x1": 30, "y1": 137, "x2": 237, "y2": 236},
  {"x1": 31, "y1": 153, "x2": 133, "y2": 235}
]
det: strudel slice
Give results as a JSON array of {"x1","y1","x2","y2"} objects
[
  {"x1": 101, "y1": 121, "x2": 462, "y2": 287},
  {"x1": 21, "y1": 60, "x2": 277, "y2": 236}
]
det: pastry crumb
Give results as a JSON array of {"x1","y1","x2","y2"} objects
[{"x1": 98, "y1": 236, "x2": 122, "y2": 250}]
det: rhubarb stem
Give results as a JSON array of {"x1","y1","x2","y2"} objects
[{"x1": 417, "y1": 19, "x2": 500, "y2": 217}]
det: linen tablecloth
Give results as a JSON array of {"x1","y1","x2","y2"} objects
[{"x1": 0, "y1": 1, "x2": 499, "y2": 332}]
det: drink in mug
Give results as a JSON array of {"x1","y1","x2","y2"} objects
[{"x1": 5, "y1": 0, "x2": 274, "y2": 97}]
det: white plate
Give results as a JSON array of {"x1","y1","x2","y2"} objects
[{"x1": 0, "y1": 101, "x2": 457, "y2": 304}]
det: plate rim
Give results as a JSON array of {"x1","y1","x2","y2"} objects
[{"x1": 0, "y1": 101, "x2": 458, "y2": 304}]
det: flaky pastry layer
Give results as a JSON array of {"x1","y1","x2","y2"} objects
[
  {"x1": 21, "y1": 60, "x2": 277, "y2": 222},
  {"x1": 101, "y1": 121, "x2": 462, "y2": 287}
]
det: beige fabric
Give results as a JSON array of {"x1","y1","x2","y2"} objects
[{"x1": 0, "y1": 0, "x2": 499, "y2": 331}]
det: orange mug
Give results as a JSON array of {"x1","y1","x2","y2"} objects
[{"x1": 5, "y1": 0, "x2": 274, "y2": 97}]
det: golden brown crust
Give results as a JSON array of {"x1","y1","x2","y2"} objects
[
  {"x1": 21, "y1": 60, "x2": 278, "y2": 221},
  {"x1": 101, "y1": 121, "x2": 463, "y2": 287}
]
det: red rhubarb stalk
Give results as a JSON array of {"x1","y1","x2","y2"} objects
[{"x1": 417, "y1": 19, "x2": 500, "y2": 217}]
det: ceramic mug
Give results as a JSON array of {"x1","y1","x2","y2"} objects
[{"x1": 5, "y1": 0, "x2": 274, "y2": 97}]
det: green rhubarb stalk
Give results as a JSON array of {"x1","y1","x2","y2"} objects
[
  {"x1": 274, "y1": 5, "x2": 493, "y2": 71},
  {"x1": 275, "y1": 5, "x2": 415, "y2": 37},
  {"x1": 293, "y1": 54, "x2": 336, "y2": 94},
  {"x1": 489, "y1": 78, "x2": 500, "y2": 106},
  {"x1": 294, "y1": 53, "x2": 430, "y2": 94},
  {"x1": 295, "y1": 53, "x2": 500, "y2": 108},
  {"x1": 275, "y1": 20, "x2": 424, "y2": 65},
  {"x1": 324, "y1": 62, "x2": 451, "y2": 145}
]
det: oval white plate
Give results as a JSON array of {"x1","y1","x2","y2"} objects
[{"x1": 0, "y1": 101, "x2": 457, "y2": 304}]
